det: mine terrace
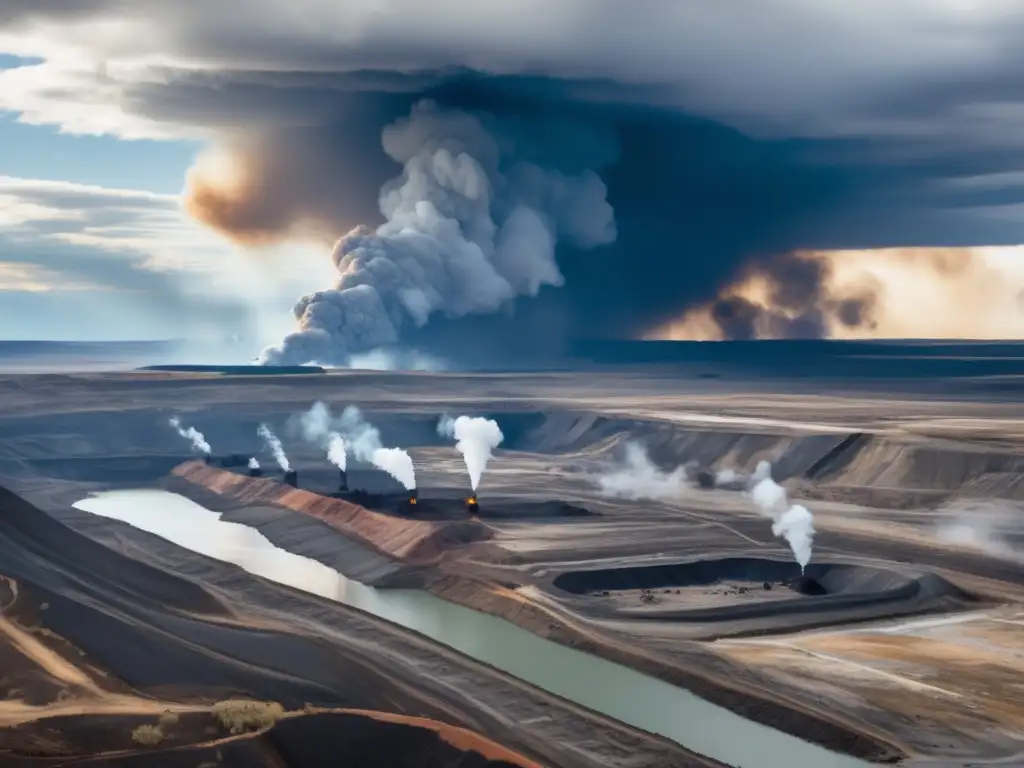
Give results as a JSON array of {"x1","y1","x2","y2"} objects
[{"x1": 1, "y1": 355, "x2": 1024, "y2": 767}]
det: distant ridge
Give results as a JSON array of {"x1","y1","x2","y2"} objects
[
  {"x1": 0, "y1": 339, "x2": 182, "y2": 352},
  {"x1": 570, "y1": 338, "x2": 1024, "y2": 358},
  {"x1": 566, "y1": 339, "x2": 1024, "y2": 378},
  {"x1": 136, "y1": 364, "x2": 325, "y2": 375}
]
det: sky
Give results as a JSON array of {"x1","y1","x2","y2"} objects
[{"x1": 0, "y1": 3, "x2": 1022, "y2": 361}]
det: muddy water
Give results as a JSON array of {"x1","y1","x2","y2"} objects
[{"x1": 73, "y1": 489, "x2": 869, "y2": 768}]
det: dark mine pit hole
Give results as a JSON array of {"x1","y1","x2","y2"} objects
[
  {"x1": 550, "y1": 557, "x2": 964, "y2": 622},
  {"x1": 788, "y1": 575, "x2": 829, "y2": 596}
]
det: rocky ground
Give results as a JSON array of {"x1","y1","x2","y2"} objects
[{"x1": 1, "y1": 368, "x2": 1024, "y2": 766}]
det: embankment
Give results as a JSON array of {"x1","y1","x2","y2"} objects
[
  {"x1": 501, "y1": 411, "x2": 1024, "y2": 505},
  {"x1": 168, "y1": 462, "x2": 493, "y2": 569},
  {"x1": 0, "y1": 707, "x2": 540, "y2": 767},
  {"x1": 426, "y1": 574, "x2": 902, "y2": 764}
]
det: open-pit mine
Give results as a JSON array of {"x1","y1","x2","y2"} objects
[{"x1": 2, "y1": 359, "x2": 1024, "y2": 767}]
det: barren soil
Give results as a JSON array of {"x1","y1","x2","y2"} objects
[{"x1": 2, "y1": 367, "x2": 1024, "y2": 766}]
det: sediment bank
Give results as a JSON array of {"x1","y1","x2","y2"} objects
[{"x1": 169, "y1": 461, "x2": 492, "y2": 565}]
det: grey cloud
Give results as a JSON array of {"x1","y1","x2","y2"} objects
[
  {"x1": 0, "y1": 178, "x2": 263, "y2": 344},
  {"x1": 3, "y1": 1, "x2": 1024, "y2": 147},
  {"x1": 5, "y1": 2, "x2": 1024, "y2": 361},
  {"x1": 258, "y1": 99, "x2": 617, "y2": 365}
]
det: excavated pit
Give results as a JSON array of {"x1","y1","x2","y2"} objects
[{"x1": 551, "y1": 557, "x2": 975, "y2": 625}]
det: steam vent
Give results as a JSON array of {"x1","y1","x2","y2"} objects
[
  {"x1": 283, "y1": 469, "x2": 298, "y2": 488},
  {"x1": 338, "y1": 469, "x2": 348, "y2": 492}
]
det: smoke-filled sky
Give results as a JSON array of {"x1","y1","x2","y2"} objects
[{"x1": 1, "y1": 2, "x2": 1023, "y2": 356}]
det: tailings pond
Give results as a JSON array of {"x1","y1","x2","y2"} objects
[{"x1": 73, "y1": 489, "x2": 870, "y2": 768}]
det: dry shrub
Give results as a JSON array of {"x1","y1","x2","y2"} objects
[
  {"x1": 131, "y1": 724, "x2": 165, "y2": 746},
  {"x1": 212, "y1": 699, "x2": 284, "y2": 734},
  {"x1": 158, "y1": 711, "x2": 179, "y2": 728}
]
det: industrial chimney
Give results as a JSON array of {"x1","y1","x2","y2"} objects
[
  {"x1": 247, "y1": 465, "x2": 262, "y2": 478},
  {"x1": 338, "y1": 469, "x2": 348, "y2": 492},
  {"x1": 283, "y1": 469, "x2": 298, "y2": 487}
]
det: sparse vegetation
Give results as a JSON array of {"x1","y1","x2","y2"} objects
[
  {"x1": 158, "y1": 710, "x2": 179, "y2": 728},
  {"x1": 131, "y1": 724, "x2": 165, "y2": 746},
  {"x1": 212, "y1": 699, "x2": 285, "y2": 734}
]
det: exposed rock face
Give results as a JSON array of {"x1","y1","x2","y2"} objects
[{"x1": 172, "y1": 462, "x2": 492, "y2": 563}]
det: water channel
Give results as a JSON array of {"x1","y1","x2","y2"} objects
[{"x1": 73, "y1": 489, "x2": 871, "y2": 768}]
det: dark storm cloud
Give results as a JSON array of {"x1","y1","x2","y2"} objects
[
  {"x1": 5, "y1": 2, "x2": 1024, "y2": 358},
  {"x1": 130, "y1": 69, "x2": 1024, "y2": 357}
]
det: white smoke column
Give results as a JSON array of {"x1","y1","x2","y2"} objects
[
  {"x1": 593, "y1": 442, "x2": 690, "y2": 501},
  {"x1": 168, "y1": 416, "x2": 211, "y2": 454},
  {"x1": 336, "y1": 406, "x2": 383, "y2": 461},
  {"x1": 748, "y1": 460, "x2": 816, "y2": 571},
  {"x1": 327, "y1": 432, "x2": 347, "y2": 471},
  {"x1": 297, "y1": 401, "x2": 349, "y2": 471},
  {"x1": 248, "y1": 457, "x2": 259, "y2": 470},
  {"x1": 259, "y1": 100, "x2": 617, "y2": 366},
  {"x1": 370, "y1": 447, "x2": 416, "y2": 490},
  {"x1": 299, "y1": 401, "x2": 332, "y2": 444},
  {"x1": 438, "y1": 415, "x2": 504, "y2": 491},
  {"x1": 257, "y1": 423, "x2": 290, "y2": 472},
  {"x1": 328, "y1": 405, "x2": 415, "y2": 489}
]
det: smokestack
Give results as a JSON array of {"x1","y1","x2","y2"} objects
[
  {"x1": 408, "y1": 487, "x2": 418, "y2": 507},
  {"x1": 466, "y1": 495, "x2": 480, "y2": 516},
  {"x1": 339, "y1": 468, "x2": 348, "y2": 492},
  {"x1": 284, "y1": 469, "x2": 298, "y2": 488},
  {"x1": 248, "y1": 465, "x2": 262, "y2": 478}
]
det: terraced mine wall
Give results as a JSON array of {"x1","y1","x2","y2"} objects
[
  {"x1": 168, "y1": 462, "x2": 492, "y2": 569},
  {"x1": 495, "y1": 411, "x2": 1024, "y2": 505}
]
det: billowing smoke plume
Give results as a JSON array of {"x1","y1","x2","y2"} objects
[
  {"x1": 299, "y1": 401, "x2": 333, "y2": 444},
  {"x1": 935, "y1": 500, "x2": 1024, "y2": 562},
  {"x1": 248, "y1": 457, "x2": 259, "y2": 470},
  {"x1": 369, "y1": 447, "x2": 417, "y2": 491},
  {"x1": 652, "y1": 248, "x2": 1024, "y2": 342},
  {"x1": 259, "y1": 100, "x2": 616, "y2": 366},
  {"x1": 335, "y1": 406, "x2": 384, "y2": 462},
  {"x1": 749, "y1": 461, "x2": 815, "y2": 570},
  {"x1": 168, "y1": 416, "x2": 211, "y2": 454},
  {"x1": 438, "y1": 415, "x2": 504, "y2": 491},
  {"x1": 298, "y1": 401, "x2": 348, "y2": 470},
  {"x1": 300, "y1": 402, "x2": 414, "y2": 489},
  {"x1": 592, "y1": 442, "x2": 690, "y2": 501},
  {"x1": 257, "y1": 423, "x2": 290, "y2": 472}
]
